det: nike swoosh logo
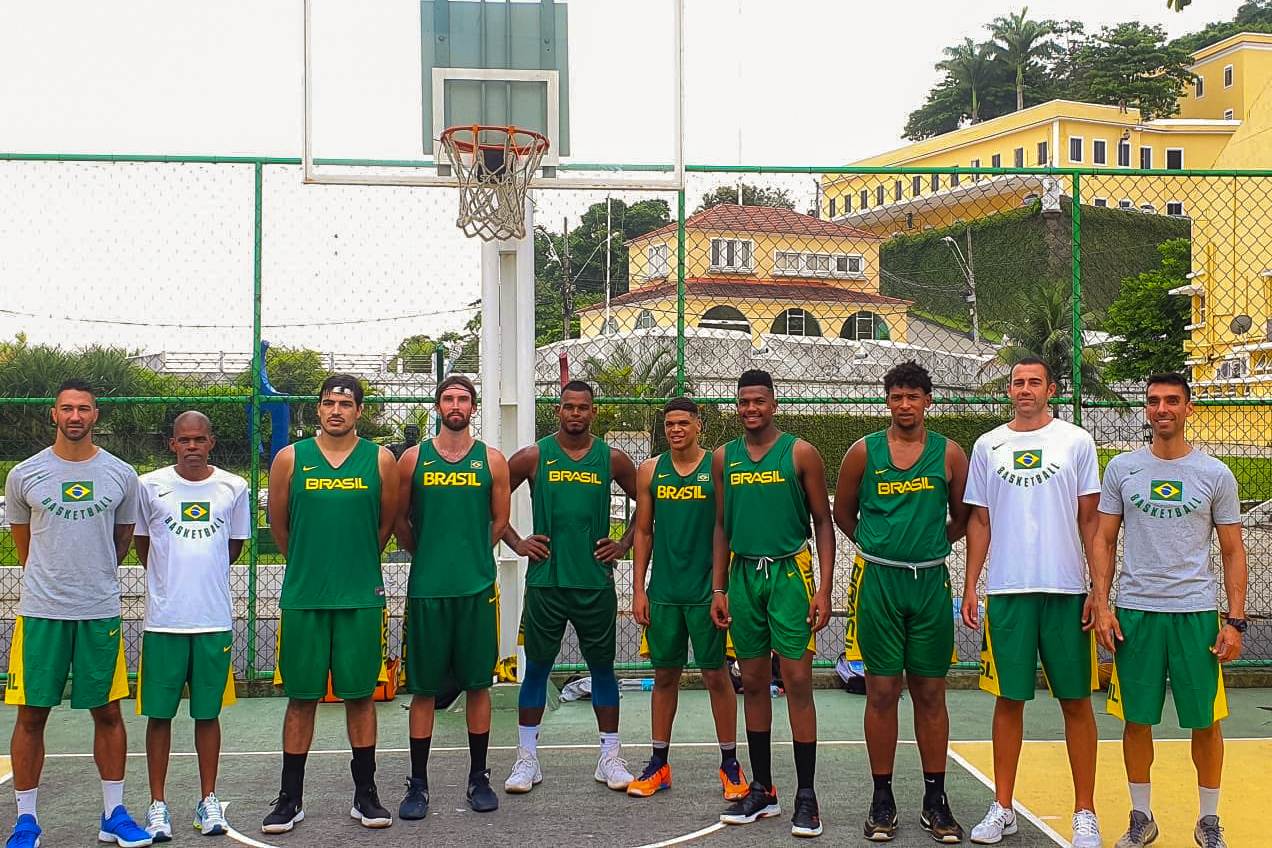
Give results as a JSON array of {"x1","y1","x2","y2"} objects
[
  {"x1": 156, "y1": 490, "x2": 172, "y2": 498},
  {"x1": 223, "y1": 646, "x2": 231, "y2": 653},
  {"x1": 657, "y1": 473, "x2": 670, "y2": 479},
  {"x1": 488, "y1": 596, "x2": 497, "y2": 604},
  {"x1": 546, "y1": 459, "x2": 557, "y2": 465},
  {"x1": 729, "y1": 461, "x2": 742, "y2": 467},
  {"x1": 422, "y1": 460, "x2": 435, "y2": 466},
  {"x1": 108, "y1": 629, "x2": 119, "y2": 638},
  {"x1": 302, "y1": 465, "x2": 318, "y2": 472},
  {"x1": 874, "y1": 469, "x2": 886, "y2": 475},
  {"x1": 991, "y1": 443, "x2": 1005, "y2": 450},
  {"x1": 1127, "y1": 468, "x2": 1142, "y2": 475}
]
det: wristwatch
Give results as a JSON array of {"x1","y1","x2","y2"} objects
[{"x1": 1224, "y1": 617, "x2": 1248, "y2": 634}]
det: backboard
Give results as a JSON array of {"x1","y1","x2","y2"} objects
[{"x1": 303, "y1": 0, "x2": 684, "y2": 191}]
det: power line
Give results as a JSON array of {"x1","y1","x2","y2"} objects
[{"x1": 0, "y1": 305, "x2": 476, "y2": 329}]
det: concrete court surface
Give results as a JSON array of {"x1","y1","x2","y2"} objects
[{"x1": 0, "y1": 686, "x2": 1269, "y2": 846}]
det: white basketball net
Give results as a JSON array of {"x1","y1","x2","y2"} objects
[{"x1": 439, "y1": 126, "x2": 550, "y2": 241}]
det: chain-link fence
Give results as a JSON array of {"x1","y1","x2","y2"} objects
[{"x1": 2, "y1": 155, "x2": 1269, "y2": 678}]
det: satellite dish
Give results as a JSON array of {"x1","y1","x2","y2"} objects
[{"x1": 1230, "y1": 314, "x2": 1254, "y2": 334}]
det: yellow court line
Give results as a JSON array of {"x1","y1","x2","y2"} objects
[
  {"x1": 0, "y1": 755, "x2": 10, "y2": 785},
  {"x1": 952, "y1": 739, "x2": 1270, "y2": 847}
]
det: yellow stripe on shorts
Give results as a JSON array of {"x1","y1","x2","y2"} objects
[{"x1": 5, "y1": 616, "x2": 27, "y2": 706}]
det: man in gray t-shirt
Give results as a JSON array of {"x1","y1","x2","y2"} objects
[
  {"x1": 1090, "y1": 373, "x2": 1247, "y2": 848},
  {"x1": 3, "y1": 380, "x2": 152, "y2": 847}
]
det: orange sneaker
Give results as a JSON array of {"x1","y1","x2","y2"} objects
[
  {"x1": 627, "y1": 760, "x2": 672, "y2": 797},
  {"x1": 720, "y1": 758, "x2": 749, "y2": 801}
]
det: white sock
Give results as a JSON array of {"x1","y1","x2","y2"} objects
[
  {"x1": 102, "y1": 779, "x2": 125, "y2": 816},
  {"x1": 600, "y1": 732, "x2": 621, "y2": 757},
  {"x1": 1199, "y1": 786, "x2": 1220, "y2": 819},
  {"x1": 518, "y1": 725, "x2": 539, "y2": 756},
  {"x1": 14, "y1": 788, "x2": 37, "y2": 819},
  {"x1": 1128, "y1": 782, "x2": 1151, "y2": 815}
]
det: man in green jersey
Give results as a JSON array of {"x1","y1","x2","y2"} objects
[
  {"x1": 393, "y1": 374, "x2": 511, "y2": 820},
  {"x1": 262, "y1": 374, "x2": 399, "y2": 834},
  {"x1": 501, "y1": 381, "x2": 640, "y2": 794},
  {"x1": 628, "y1": 397, "x2": 748, "y2": 802},
  {"x1": 834, "y1": 361, "x2": 970, "y2": 843},
  {"x1": 712, "y1": 369, "x2": 835, "y2": 839}
]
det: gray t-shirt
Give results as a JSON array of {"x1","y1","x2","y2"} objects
[
  {"x1": 1098, "y1": 446, "x2": 1240, "y2": 612},
  {"x1": 4, "y1": 447, "x2": 139, "y2": 619}
]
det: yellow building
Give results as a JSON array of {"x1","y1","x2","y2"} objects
[
  {"x1": 822, "y1": 32, "x2": 1272, "y2": 444},
  {"x1": 580, "y1": 203, "x2": 911, "y2": 345}
]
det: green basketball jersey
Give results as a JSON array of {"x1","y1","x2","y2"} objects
[
  {"x1": 648, "y1": 450, "x2": 714, "y2": 605},
  {"x1": 722, "y1": 432, "x2": 810, "y2": 559},
  {"x1": 855, "y1": 430, "x2": 951, "y2": 566},
  {"x1": 281, "y1": 438, "x2": 385, "y2": 609},
  {"x1": 407, "y1": 440, "x2": 494, "y2": 598},
  {"x1": 529, "y1": 435, "x2": 613, "y2": 589}
]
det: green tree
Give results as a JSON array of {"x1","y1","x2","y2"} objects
[
  {"x1": 1101, "y1": 239, "x2": 1191, "y2": 382},
  {"x1": 582, "y1": 342, "x2": 681, "y2": 434},
  {"x1": 1171, "y1": 1, "x2": 1272, "y2": 53},
  {"x1": 695, "y1": 184, "x2": 796, "y2": 213},
  {"x1": 903, "y1": 78, "x2": 971, "y2": 141},
  {"x1": 1072, "y1": 23, "x2": 1196, "y2": 120},
  {"x1": 980, "y1": 284, "x2": 1120, "y2": 399},
  {"x1": 938, "y1": 38, "x2": 998, "y2": 123},
  {"x1": 991, "y1": 8, "x2": 1060, "y2": 112}
]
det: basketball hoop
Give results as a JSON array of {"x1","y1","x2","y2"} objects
[{"x1": 439, "y1": 125, "x2": 550, "y2": 241}]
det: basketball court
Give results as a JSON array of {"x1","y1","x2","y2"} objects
[{"x1": 2, "y1": 687, "x2": 1268, "y2": 846}]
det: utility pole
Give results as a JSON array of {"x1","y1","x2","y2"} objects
[
  {"x1": 965, "y1": 228, "x2": 979, "y2": 344},
  {"x1": 561, "y1": 216, "x2": 573, "y2": 340}
]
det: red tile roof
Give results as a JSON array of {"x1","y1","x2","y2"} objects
[
  {"x1": 631, "y1": 204, "x2": 882, "y2": 243},
  {"x1": 577, "y1": 278, "x2": 912, "y2": 313}
]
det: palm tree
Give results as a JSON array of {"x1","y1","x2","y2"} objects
[
  {"x1": 582, "y1": 342, "x2": 683, "y2": 434},
  {"x1": 991, "y1": 8, "x2": 1058, "y2": 112},
  {"x1": 937, "y1": 38, "x2": 997, "y2": 124},
  {"x1": 980, "y1": 284, "x2": 1120, "y2": 401}
]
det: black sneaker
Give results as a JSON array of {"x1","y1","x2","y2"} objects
[
  {"x1": 398, "y1": 777, "x2": 429, "y2": 820},
  {"x1": 467, "y1": 769, "x2": 500, "y2": 813},
  {"x1": 865, "y1": 794, "x2": 899, "y2": 841},
  {"x1": 261, "y1": 792, "x2": 304, "y2": 834},
  {"x1": 791, "y1": 787, "x2": 823, "y2": 838},
  {"x1": 720, "y1": 782, "x2": 781, "y2": 825},
  {"x1": 920, "y1": 793, "x2": 965, "y2": 844},
  {"x1": 351, "y1": 783, "x2": 394, "y2": 828}
]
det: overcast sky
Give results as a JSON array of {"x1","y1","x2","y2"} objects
[{"x1": 0, "y1": 0, "x2": 1244, "y2": 354}]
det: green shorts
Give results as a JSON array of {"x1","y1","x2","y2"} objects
[
  {"x1": 980, "y1": 593, "x2": 1097, "y2": 701},
  {"x1": 520, "y1": 585, "x2": 617, "y2": 667},
  {"x1": 136, "y1": 630, "x2": 236, "y2": 720},
  {"x1": 641, "y1": 602, "x2": 726, "y2": 669},
  {"x1": 5, "y1": 615, "x2": 129, "y2": 709},
  {"x1": 404, "y1": 587, "x2": 499, "y2": 695},
  {"x1": 726, "y1": 549, "x2": 816, "y2": 661},
  {"x1": 1106, "y1": 609, "x2": 1227, "y2": 729},
  {"x1": 275, "y1": 607, "x2": 388, "y2": 700},
  {"x1": 846, "y1": 556, "x2": 955, "y2": 678}
]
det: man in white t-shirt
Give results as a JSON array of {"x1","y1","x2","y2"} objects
[
  {"x1": 959, "y1": 359, "x2": 1103, "y2": 848},
  {"x1": 134, "y1": 411, "x2": 250, "y2": 841}
]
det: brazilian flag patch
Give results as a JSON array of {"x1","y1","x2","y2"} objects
[
  {"x1": 1012, "y1": 450, "x2": 1042, "y2": 470},
  {"x1": 62, "y1": 481, "x2": 93, "y2": 502},
  {"x1": 181, "y1": 501, "x2": 211, "y2": 522},
  {"x1": 1150, "y1": 480, "x2": 1183, "y2": 502}
]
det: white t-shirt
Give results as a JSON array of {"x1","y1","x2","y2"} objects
[
  {"x1": 964, "y1": 418, "x2": 1100, "y2": 594},
  {"x1": 135, "y1": 466, "x2": 251, "y2": 632}
]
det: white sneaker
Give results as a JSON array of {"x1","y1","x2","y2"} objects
[
  {"x1": 970, "y1": 801, "x2": 1018, "y2": 844},
  {"x1": 1072, "y1": 809, "x2": 1103, "y2": 848},
  {"x1": 194, "y1": 792, "x2": 228, "y2": 836},
  {"x1": 146, "y1": 800, "x2": 173, "y2": 842},
  {"x1": 594, "y1": 748, "x2": 634, "y2": 790},
  {"x1": 504, "y1": 747, "x2": 542, "y2": 794}
]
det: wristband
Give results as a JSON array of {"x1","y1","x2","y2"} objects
[{"x1": 712, "y1": 588, "x2": 726, "y2": 595}]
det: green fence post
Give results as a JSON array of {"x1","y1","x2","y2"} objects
[
  {"x1": 1071, "y1": 173, "x2": 1082, "y2": 427},
  {"x1": 247, "y1": 161, "x2": 264, "y2": 679}
]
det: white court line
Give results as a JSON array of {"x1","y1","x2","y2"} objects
[
  {"x1": 629, "y1": 822, "x2": 725, "y2": 848},
  {"x1": 221, "y1": 803, "x2": 281, "y2": 848},
  {"x1": 946, "y1": 749, "x2": 1067, "y2": 847}
]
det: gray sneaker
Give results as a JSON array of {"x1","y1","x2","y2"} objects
[
  {"x1": 1115, "y1": 810, "x2": 1158, "y2": 847},
  {"x1": 1193, "y1": 815, "x2": 1226, "y2": 848}
]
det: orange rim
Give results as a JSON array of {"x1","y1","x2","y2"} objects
[{"x1": 439, "y1": 124, "x2": 550, "y2": 156}]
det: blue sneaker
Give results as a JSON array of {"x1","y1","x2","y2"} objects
[
  {"x1": 99, "y1": 805, "x2": 154, "y2": 848},
  {"x1": 6, "y1": 814, "x2": 41, "y2": 848}
]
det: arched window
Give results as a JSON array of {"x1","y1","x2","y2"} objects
[
  {"x1": 601, "y1": 317, "x2": 619, "y2": 335},
  {"x1": 840, "y1": 310, "x2": 887, "y2": 340},
  {"x1": 698, "y1": 305, "x2": 751, "y2": 334},
  {"x1": 770, "y1": 308, "x2": 822, "y2": 337},
  {"x1": 635, "y1": 309, "x2": 657, "y2": 329}
]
